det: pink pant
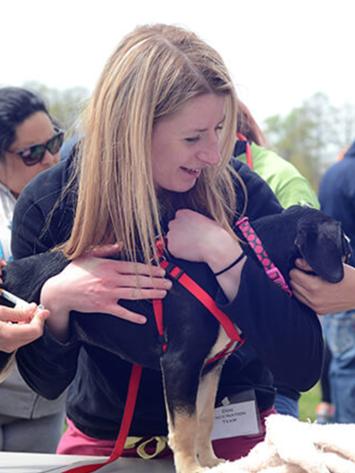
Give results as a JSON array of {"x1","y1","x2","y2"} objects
[{"x1": 57, "y1": 407, "x2": 275, "y2": 461}]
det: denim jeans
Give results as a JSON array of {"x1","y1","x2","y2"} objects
[
  {"x1": 274, "y1": 393, "x2": 299, "y2": 418},
  {"x1": 322, "y1": 311, "x2": 355, "y2": 423}
]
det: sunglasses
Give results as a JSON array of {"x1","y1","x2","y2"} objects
[{"x1": 9, "y1": 128, "x2": 64, "y2": 166}]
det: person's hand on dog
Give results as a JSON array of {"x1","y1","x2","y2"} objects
[
  {"x1": 167, "y1": 209, "x2": 245, "y2": 300},
  {"x1": 290, "y1": 259, "x2": 355, "y2": 314},
  {"x1": 40, "y1": 242, "x2": 172, "y2": 340}
]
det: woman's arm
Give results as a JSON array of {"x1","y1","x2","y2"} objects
[
  {"x1": 290, "y1": 260, "x2": 355, "y2": 314},
  {"x1": 167, "y1": 209, "x2": 246, "y2": 301},
  {"x1": 40, "y1": 244, "x2": 172, "y2": 341}
]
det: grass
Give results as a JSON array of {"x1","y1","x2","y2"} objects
[{"x1": 299, "y1": 383, "x2": 321, "y2": 422}]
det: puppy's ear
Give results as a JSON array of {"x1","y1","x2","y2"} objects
[{"x1": 295, "y1": 221, "x2": 344, "y2": 283}]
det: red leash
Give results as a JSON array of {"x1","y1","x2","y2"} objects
[{"x1": 62, "y1": 364, "x2": 142, "y2": 473}]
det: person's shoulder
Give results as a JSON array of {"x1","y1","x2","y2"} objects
[
  {"x1": 20, "y1": 156, "x2": 74, "y2": 205},
  {"x1": 229, "y1": 157, "x2": 282, "y2": 219},
  {"x1": 15, "y1": 156, "x2": 76, "y2": 228},
  {"x1": 230, "y1": 155, "x2": 276, "y2": 193},
  {"x1": 251, "y1": 144, "x2": 302, "y2": 179},
  {"x1": 320, "y1": 158, "x2": 354, "y2": 185},
  {"x1": 230, "y1": 155, "x2": 263, "y2": 183}
]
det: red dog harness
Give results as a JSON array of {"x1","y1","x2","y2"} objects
[
  {"x1": 62, "y1": 240, "x2": 245, "y2": 473},
  {"x1": 154, "y1": 237, "x2": 245, "y2": 361}
]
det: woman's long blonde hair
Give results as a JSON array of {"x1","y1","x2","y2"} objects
[{"x1": 64, "y1": 24, "x2": 240, "y2": 264}]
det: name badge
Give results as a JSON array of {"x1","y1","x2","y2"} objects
[{"x1": 211, "y1": 389, "x2": 261, "y2": 440}]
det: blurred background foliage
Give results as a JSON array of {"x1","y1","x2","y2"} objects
[
  {"x1": 264, "y1": 92, "x2": 355, "y2": 189},
  {"x1": 23, "y1": 81, "x2": 89, "y2": 133}
]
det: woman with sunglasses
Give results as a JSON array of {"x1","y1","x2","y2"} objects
[{"x1": 0, "y1": 86, "x2": 66, "y2": 453}]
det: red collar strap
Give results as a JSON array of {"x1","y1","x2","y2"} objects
[
  {"x1": 235, "y1": 217, "x2": 292, "y2": 296},
  {"x1": 236, "y1": 132, "x2": 253, "y2": 170}
]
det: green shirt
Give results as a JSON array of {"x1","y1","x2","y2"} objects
[{"x1": 238, "y1": 143, "x2": 319, "y2": 209}]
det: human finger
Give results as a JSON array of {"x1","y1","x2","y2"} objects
[
  {"x1": 104, "y1": 303, "x2": 147, "y2": 324},
  {"x1": 294, "y1": 258, "x2": 313, "y2": 272},
  {"x1": 87, "y1": 242, "x2": 124, "y2": 258},
  {"x1": 290, "y1": 278, "x2": 325, "y2": 312},
  {"x1": 0, "y1": 312, "x2": 46, "y2": 352},
  {"x1": 289, "y1": 268, "x2": 316, "y2": 287},
  {"x1": 113, "y1": 274, "x2": 172, "y2": 290},
  {"x1": 33, "y1": 307, "x2": 50, "y2": 321},
  {"x1": 0, "y1": 303, "x2": 37, "y2": 323},
  {"x1": 116, "y1": 287, "x2": 169, "y2": 301},
  {"x1": 111, "y1": 260, "x2": 167, "y2": 278}
]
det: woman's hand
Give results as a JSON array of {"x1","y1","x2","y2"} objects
[
  {"x1": 167, "y1": 209, "x2": 242, "y2": 270},
  {"x1": 41, "y1": 243, "x2": 172, "y2": 339},
  {"x1": 167, "y1": 209, "x2": 245, "y2": 300},
  {"x1": 0, "y1": 303, "x2": 49, "y2": 352},
  {"x1": 290, "y1": 259, "x2": 355, "y2": 314}
]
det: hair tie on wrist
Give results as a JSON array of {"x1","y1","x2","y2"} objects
[{"x1": 214, "y1": 252, "x2": 246, "y2": 277}]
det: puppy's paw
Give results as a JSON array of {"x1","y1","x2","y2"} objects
[{"x1": 200, "y1": 457, "x2": 225, "y2": 468}]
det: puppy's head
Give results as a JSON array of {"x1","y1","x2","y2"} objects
[{"x1": 294, "y1": 210, "x2": 351, "y2": 283}]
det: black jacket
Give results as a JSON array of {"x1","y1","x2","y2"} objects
[{"x1": 8, "y1": 157, "x2": 322, "y2": 439}]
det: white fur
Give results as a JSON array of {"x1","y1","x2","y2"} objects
[{"x1": 207, "y1": 414, "x2": 355, "y2": 473}]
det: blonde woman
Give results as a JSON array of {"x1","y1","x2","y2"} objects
[{"x1": 9, "y1": 24, "x2": 322, "y2": 466}]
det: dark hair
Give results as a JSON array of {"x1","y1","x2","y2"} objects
[
  {"x1": 237, "y1": 100, "x2": 267, "y2": 146},
  {"x1": 0, "y1": 87, "x2": 50, "y2": 159}
]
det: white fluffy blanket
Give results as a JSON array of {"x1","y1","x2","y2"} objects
[{"x1": 209, "y1": 414, "x2": 355, "y2": 473}]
